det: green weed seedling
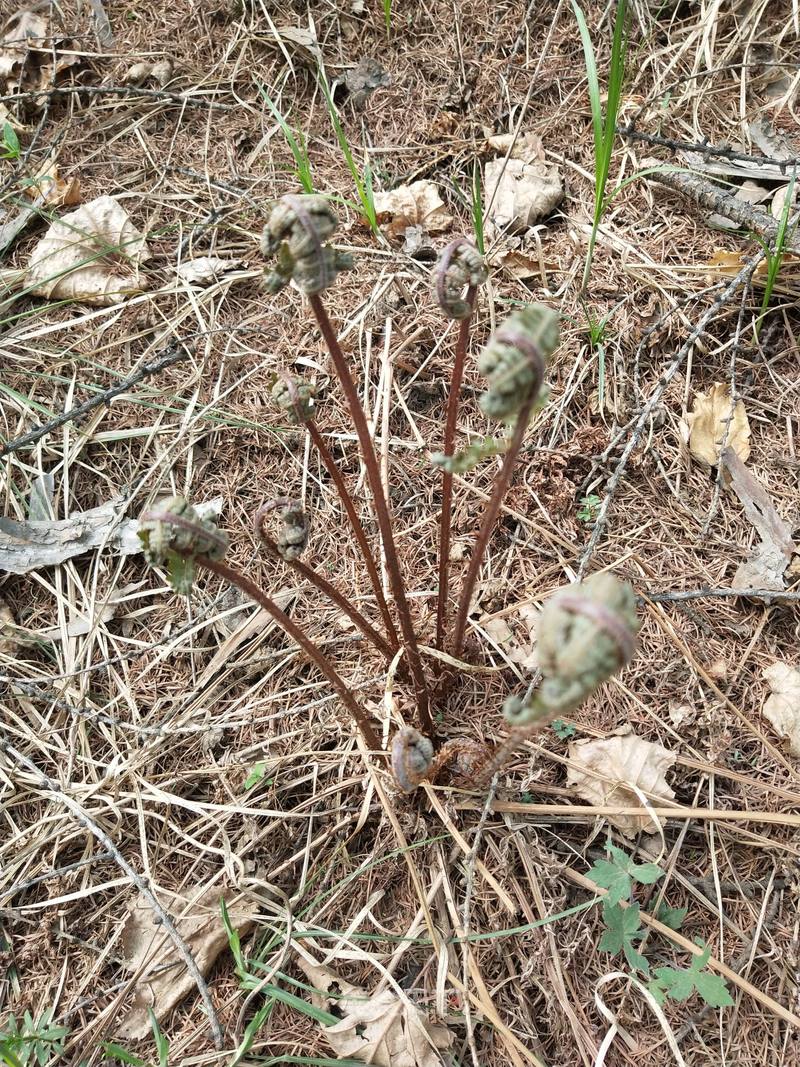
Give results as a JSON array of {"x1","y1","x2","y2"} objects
[
  {"x1": 756, "y1": 168, "x2": 797, "y2": 335},
  {"x1": 1, "y1": 122, "x2": 20, "y2": 162},
  {"x1": 0, "y1": 1010, "x2": 68, "y2": 1067},
  {"x1": 257, "y1": 81, "x2": 315, "y2": 194},
  {"x1": 577, "y1": 494, "x2": 601, "y2": 523},
  {"x1": 588, "y1": 843, "x2": 733, "y2": 1008},
  {"x1": 572, "y1": 0, "x2": 629, "y2": 291}
]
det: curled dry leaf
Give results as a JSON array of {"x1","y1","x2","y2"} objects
[
  {"x1": 684, "y1": 383, "x2": 750, "y2": 467},
  {"x1": 761, "y1": 662, "x2": 800, "y2": 756},
  {"x1": 23, "y1": 152, "x2": 81, "y2": 207},
  {"x1": 297, "y1": 957, "x2": 453, "y2": 1067},
  {"x1": 124, "y1": 58, "x2": 174, "y2": 87},
  {"x1": 484, "y1": 132, "x2": 563, "y2": 234},
  {"x1": 706, "y1": 249, "x2": 800, "y2": 297},
  {"x1": 26, "y1": 195, "x2": 151, "y2": 306},
  {"x1": 566, "y1": 732, "x2": 676, "y2": 836},
  {"x1": 0, "y1": 10, "x2": 79, "y2": 98},
  {"x1": 373, "y1": 180, "x2": 453, "y2": 237},
  {"x1": 0, "y1": 10, "x2": 48, "y2": 84},
  {"x1": 118, "y1": 887, "x2": 256, "y2": 1040}
]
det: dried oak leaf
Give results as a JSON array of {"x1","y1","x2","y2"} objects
[
  {"x1": 26, "y1": 195, "x2": 150, "y2": 305},
  {"x1": 297, "y1": 958, "x2": 453, "y2": 1067},
  {"x1": 118, "y1": 887, "x2": 256, "y2": 1040},
  {"x1": 566, "y1": 732, "x2": 676, "y2": 836},
  {"x1": 373, "y1": 180, "x2": 452, "y2": 236},
  {"x1": 0, "y1": 11, "x2": 48, "y2": 85},
  {"x1": 761, "y1": 662, "x2": 800, "y2": 756},
  {"x1": 706, "y1": 249, "x2": 800, "y2": 297},
  {"x1": 684, "y1": 383, "x2": 750, "y2": 467},
  {"x1": 23, "y1": 152, "x2": 81, "y2": 208}
]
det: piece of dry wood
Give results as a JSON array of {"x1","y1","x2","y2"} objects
[
  {"x1": 721, "y1": 446, "x2": 797, "y2": 598},
  {"x1": 0, "y1": 496, "x2": 222, "y2": 575},
  {"x1": 644, "y1": 161, "x2": 799, "y2": 252}
]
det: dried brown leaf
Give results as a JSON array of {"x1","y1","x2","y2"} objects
[
  {"x1": 684, "y1": 383, "x2": 750, "y2": 467},
  {"x1": 373, "y1": 180, "x2": 452, "y2": 236},
  {"x1": 566, "y1": 732, "x2": 676, "y2": 836},
  {"x1": 26, "y1": 195, "x2": 150, "y2": 306},
  {"x1": 297, "y1": 958, "x2": 453, "y2": 1066},
  {"x1": 761, "y1": 662, "x2": 800, "y2": 756},
  {"x1": 175, "y1": 256, "x2": 244, "y2": 284},
  {"x1": 118, "y1": 887, "x2": 256, "y2": 1040}
]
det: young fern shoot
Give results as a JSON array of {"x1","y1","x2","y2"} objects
[
  {"x1": 260, "y1": 193, "x2": 433, "y2": 734},
  {"x1": 139, "y1": 497, "x2": 381, "y2": 751},
  {"x1": 434, "y1": 238, "x2": 487, "y2": 651}
]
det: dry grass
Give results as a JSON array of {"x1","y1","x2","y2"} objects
[{"x1": 2, "y1": 1, "x2": 800, "y2": 1065}]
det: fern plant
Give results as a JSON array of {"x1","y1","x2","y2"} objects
[{"x1": 139, "y1": 193, "x2": 640, "y2": 792}]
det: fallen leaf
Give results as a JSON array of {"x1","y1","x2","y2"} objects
[
  {"x1": 124, "y1": 58, "x2": 173, "y2": 86},
  {"x1": 482, "y1": 616, "x2": 536, "y2": 669},
  {"x1": 0, "y1": 10, "x2": 48, "y2": 85},
  {"x1": 566, "y1": 732, "x2": 676, "y2": 836},
  {"x1": 0, "y1": 596, "x2": 23, "y2": 654},
  {"x1": 684, "y1": 383, "x2": 750, "y2": 467},
  {"x1": 118, "y1": 887, "x2": 256, "y2": 1040},
  {"x1": 484, "y1": 132, "x2": 563, "y2": 234},
  {"x1": 26, "y1": 195, "x2": 151, "y2": 305},
  {"x1": 271, "y1": 25, "x2": 322, "y2": 66},
  {"x1": 721, "y1": 447, "x2": 797, "y2": 599},
  {"x1": 706, "y1": 249, "x2": 800, "y2": 296},
  {"x1": 771, "y1": 182, "x2": 798, "y2": 220},
  {"x1": 0, "y1": 496, "x2": 222, "y2": 575},
  {"x1": 23, "y1": 153, "x2": 81, "y2": 207},
  {"x1": 344, "y1": 56, "x2": 391, "y2": 107},
  {"x1": 175, "y1": 256, "x2": 244, "y2": 284},
  {"x1": 297, "y1": 957, "x2": 453, "y2": 1067},
  {"x1": 762, "y1": 662, "x2": 800, "y2": 756},
  {"x1": 373, "y1": 180, "x2": 452, "y2": 236}
]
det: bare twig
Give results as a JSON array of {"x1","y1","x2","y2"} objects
[
  {"x1": 620, "y1": 124, "x2": 800, "y2": 172},
  {"x1": 577, "y1": 250, "x2": 766, "y2": 575},
  {"x1": 0, "y1": 739, "x2": 224, "y2": 1049},
  {"x1": 0, "y1": 84, "x2": 239, "y2": 110},
  {"x1": 0, "y1": 342, "x2": 193, "y2": 457}
]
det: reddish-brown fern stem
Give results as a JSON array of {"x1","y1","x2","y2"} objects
[
  {"x1": 450, "y1": 391, "x2": 536, "y2": 661},
  {"x1": 435, "y1": 283, "x2": 477, "y2": 652},
  {"x1": 469, "y1": 726, "x2": 536, "y2": 788},
  {"x1": 308, "y1": 293, "x2": 433, "y2": 735},
  {"x1": 305, "y1": 420, "x2": 399, "y2": 650},
  {"x1": 196, "y1": 554, "x2": 380, "y2": 750},
  {"x1": 254, "y1": 506, "x2": 395, "y2": 660}
]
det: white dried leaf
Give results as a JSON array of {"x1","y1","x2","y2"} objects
[
  {"x1": 566, "y1": 732, "x2": 676, "y2": 836},
  {"x1": 151, "y1": 58, "x2": 174, "y2": 86},
  {"x1": 118, "y1": 887, "x2": 256, "y2": 1040},
  {"x1": 26, "y1": 196, "x2": 150, "y2": 306},
  {"x1": 373, "y1": 180, "x2": 453, "y2": 236},
  {"x1": 684, "y1": 383, "x2": 750, "y2": 467},
  {"x1": 124, "y1": 60, "x2": 154, "y2": 84},
  {"x1": 484, "y1": 155, "x2": 563, "y2": 233},
  {"x1": 771, "y1": 182, "x2": 798, "y2": 220},
  {"x1": 0, "y1": 11, "x2": 48, "y2": 82},
  {"x1": 175, "y1": 256, "x2": 243, "y2": 284},
  {"x1": 298, "y1": 958, "x2": 453, "y2": 1067},
  {"x1": 761, "y1": 662, "x2": 800, "y2": 755},
  {"x1": 487, "y1": 131, "x2": 546, "y2": 163},
  {"x1": 482, "y1": 616, "x2": 536, "y2": 669}
]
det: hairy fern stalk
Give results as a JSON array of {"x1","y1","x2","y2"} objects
[{"x1": 140, "y1": 194, "x2": 639, "y2": 793}]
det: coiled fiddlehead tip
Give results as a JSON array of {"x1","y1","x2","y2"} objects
[
  {"x1": 504, "y1": 573, "x2": 638, "y2": 727},
  {"x1": 391, "y1": 727, "x2": 435, "y2": 793},
  {"x1": 260, "y1": 194, "x2": 351, "y2": 295},
  {"x1": 139, "y1": 496, "x2": 228, "y2": 595},
  {"x1": 478, "y1": 303, "x2": 560, "y2": 421},
  {"x1": 434, "y1": 238, "x2": 488, "y2": 319},
  {"x1": 271, "y1": 374, "x2": 316, "y2": 424},
  {"x1": 255, "y1": 498, "x2": 309, "y2": 561}
]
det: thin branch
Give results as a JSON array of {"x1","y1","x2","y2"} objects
[
  {"x1": 642, "y1": 587, "x2": 800, "y2": 604},
  {"x1": 0, "y1": 84, "x2": 239, "y2": 110},
  {"x1": 308, "y1": 294, "x2": 433, "y2": 735},
  {"x1": 577, "y1": 250, "x2": 766, "y2": 576},
  {"x1": 0, "y1": 739, "x2": 224, "y2": 1049},
  {"x1": 1, "y1": 342, "x2": 193, "y2": 457},
  {"x1": 619, "y1": 123, "x2": 800, "y2": 172}
]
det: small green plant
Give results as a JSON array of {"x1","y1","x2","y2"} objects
[
  {"x1": 756, "y1": 168, "x2": 797, "y2": 333},
  {"x1": 382, "y1": 0, "x2": 392, "y2": 33},
  {"x1": 256, "y1": 81, "x2": 315, "y2": 194},
  {"x1": 1, "y1": 122, "x2": 20, "y2": 161},
  {"x1": 0, "y1": 1010, "x2": 68, "y2": 1067},
  {"x1": 577, "y1": 494, "x2": 601, "y2": 523},
  {"x1": 316, "y1": 61, "x2": 378, "y2": 233},
  {"x1": 551, "y1": 718, "x2": 577, "y2": 739},
  {"x1": 470, "y1": 160, "x2": 485, "y2": 255},
  {"x1": 588, "y1": 843, "x2": 733, "y2": 1007},
  {"x1": 572, "y1": 0, "x2": 629, "y2": 290},
  {"x1": 102, "y1": 1007, "x2": 168, "y2": 1066},
  {"x1": 244, "y1": 760, "x2": 272, "y2": 789}
]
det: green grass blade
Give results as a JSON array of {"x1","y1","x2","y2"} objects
[
  {"x1": 256, "y1": 80, "x2": 314, "y2": 193},
  {"x1": 317, "y1": 59, "x2": 377, "y2": 232},
  {"x1": 471, "y1": 159, "x2": 485, "y2": 254},
  {"x1": 571, "y1": 1, "x2": 603, "y2": 164}
]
